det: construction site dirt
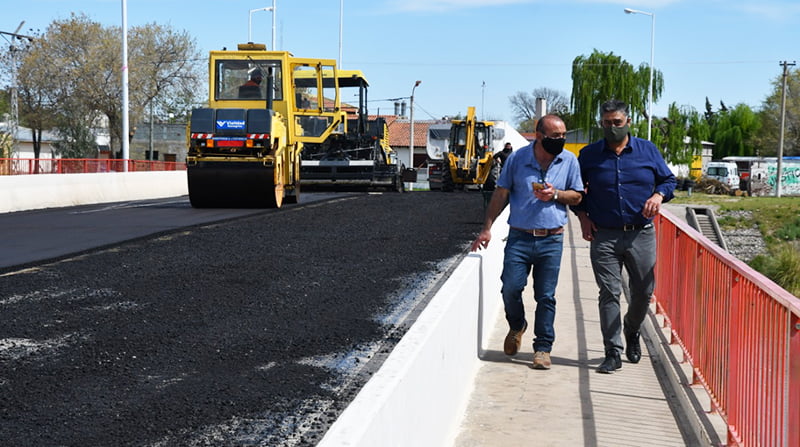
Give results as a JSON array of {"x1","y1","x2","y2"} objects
[{"x1": 0, "y1": 192, "x2": 485, "y2": 446}]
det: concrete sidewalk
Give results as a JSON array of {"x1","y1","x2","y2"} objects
[{"x1": 452, "y1": 212, "x2": 715, "y2": 446}]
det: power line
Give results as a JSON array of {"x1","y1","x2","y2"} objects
[
  {"x1": 412, "y1": 102, "x2": 439, "y2": 120},
  {"x1": 347, "y1": 59, "x2": 784, "y2": 68}
]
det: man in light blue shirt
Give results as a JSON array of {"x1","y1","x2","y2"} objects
[{"x1": 471, "y1": 114, "x2": 583, "y2": 370}]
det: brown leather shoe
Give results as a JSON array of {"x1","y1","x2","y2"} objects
[
  {"x1": 503, "y1": 322, "x2": 527, "y2": 355},
  {"x1": 532, "y1": 351, "x2": 551, "y2": 369}
]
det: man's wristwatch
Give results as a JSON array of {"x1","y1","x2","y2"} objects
[
  {"x1": 654, "y1": 191, "x2": 665, "y2": 198},
  {"x1": 553, "y1": 189, "x2": 559, "y2": 202}
]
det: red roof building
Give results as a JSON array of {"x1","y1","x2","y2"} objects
[{"x1": 380, "y1": 116, "x2": 447, "y2": 169}]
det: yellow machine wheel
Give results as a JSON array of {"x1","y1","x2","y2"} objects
[
  {"x1": 272, "y1": 160, "x2": 285, "y2": 209},
  {"x1": 283, "y1": 148, "x2": 301, "y2": 204}
]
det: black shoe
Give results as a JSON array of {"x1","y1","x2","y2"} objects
[
  {"x1": 597, "y1": 350, "x2": 622, "y2": 374},
  {"x1": 624, "y1": 328, "x2": 642, "y2": 364}
]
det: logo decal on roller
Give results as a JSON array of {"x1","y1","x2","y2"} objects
[{"x1": 216, "y1": 120, "x2": 246, "y2": 130}]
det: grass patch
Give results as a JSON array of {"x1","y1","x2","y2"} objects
[
  {"x1": 750, "y1": 242, "x2": 800, "y2": 297},
  {"x1": 669, "y1": 191, "x2": 800, "y2": 296},
  {"x1": 670, "y1": 192, "x2": 800, "y2": 238}
]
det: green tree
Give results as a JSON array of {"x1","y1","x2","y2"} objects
[
  {"x1": 39, "y1": 15, "x2": 111, "y2": 157},
  {"x1": 0, "y1": 89, "x2": 9, "y2": 158},
  {"x1": 755, "y1": 67, "x2": 799, "y2": 156},
  {"x1": 3, "y1": 13, "x2": 203, "y2": 158},
  {"x1": 570, "y1": 49, "x2": 663, "y2": 136},
  {"x1": 6, "y1": 27, "x2": 57, "y2": 161},
  {"x1": 710, "y1": 103, "x2": 761, "y2": 158},
  {"x1": 123, "y1": 23, "x2": 203, "y2": 146},
  {"x1": 0, "y1": 88, "x2": 9, "y2": 117},
  {"x1": 658, "y1": 103, "x2": 709, "y2": 167}
]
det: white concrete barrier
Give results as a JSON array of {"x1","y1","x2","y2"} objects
[
  {"x1": 318, "y1": 211, "x2": 508, "y2": 447},
  {"x1": 0, "y1": 171, "x2": 188, "y2": 213}
]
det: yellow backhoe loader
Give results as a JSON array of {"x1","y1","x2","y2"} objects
[{"x1": 428, "y1": 107, "x2": 499, "y2": 192}]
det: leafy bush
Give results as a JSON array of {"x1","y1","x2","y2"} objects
[
  {"x1": 749, "y1": 242, "x2": 800, "y2": 297},
  {"x1": 774, "y1": 216, "x2": 800, "y2": 241}
]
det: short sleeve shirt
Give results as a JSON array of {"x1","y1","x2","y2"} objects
[{"x1": 497, "y1": 141, "x2": 584, "y2": 229}]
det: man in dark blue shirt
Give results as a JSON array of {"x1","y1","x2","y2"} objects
[{"x1": 572, "y1": 99, "x2": 676, "y2": 374}]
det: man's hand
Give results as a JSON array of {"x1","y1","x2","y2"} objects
[
  {"x1": 471, "y1": 229, "x2": 492, "y2": 251},
  {"x1": 642, "y1": 193, "x2": 664, "y2": 219},
  {"x1": 577, "y1": 212, "x2": 596, "y2": 241},
  {"x1": 534, "y1": 182, "x2": 557, "y2": 202}
]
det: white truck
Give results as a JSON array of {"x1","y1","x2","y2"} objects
[{"x1": 705, "y1": 161, "x2": 740, "y2": 190}]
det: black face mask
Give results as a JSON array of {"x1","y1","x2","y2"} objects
[
  {"x1": 604, "y1": 124, "x2": 629, "y2": 144},
  {"x1": 541, "y1": 137, "x2": 566, "y2": 156}
]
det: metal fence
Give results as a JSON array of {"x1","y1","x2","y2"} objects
[
  {"x1": 0, "y1": 158, "x2": 187, "y2": 175},
  {"x1": 655, "y1": 210, "x2": 800, "y2": 447}
]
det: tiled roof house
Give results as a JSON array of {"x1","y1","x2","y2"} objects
[{"x1": 383, "y1": 116, "x2": 448, "y2": 169}]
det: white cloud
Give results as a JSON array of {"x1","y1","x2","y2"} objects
[
  {"x1": 383, "y1": 0, "x2": 685, "y2": 13},
  {"x1": 384, "y1": 0, "x2": 535, "y2": 13},
  {"x1": 734, "y1": 1, "x2": 800, "y2": 22}
]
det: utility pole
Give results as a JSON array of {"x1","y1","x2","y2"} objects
[
  {"x1": 776, "y1": 60, "x2": 795, "y2": 198},
  {"x1": 1, "y1": 22, "x2": 31, "y2": 158}
]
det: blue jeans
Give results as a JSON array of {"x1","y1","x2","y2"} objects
[{"x1": 501, "y1": 229, "x2": 564, "y2": 352}]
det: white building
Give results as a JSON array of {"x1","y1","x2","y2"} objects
[{"x1": 0, "y1": 120, "x2": 60, "y2": 159}]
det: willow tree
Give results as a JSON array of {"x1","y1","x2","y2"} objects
[
  {"x1": 711, "y1": 103, "x2": 761, "y2": 158},
  {"x1": 571, "y1": 49, "x2": 663, "y2": 135},
  {"x1": 660, "y1": 103, "x2": 708, "y2": 167}
]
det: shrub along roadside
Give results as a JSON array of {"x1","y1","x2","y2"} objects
[{"x1": 749, "y1": 242, "x2": 800, "y2": 297}]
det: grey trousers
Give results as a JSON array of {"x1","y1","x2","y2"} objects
[{"x1": 589, "y1": 226, "x2": 656, "y2": 354}]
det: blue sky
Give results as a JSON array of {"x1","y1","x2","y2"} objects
[{"x1": 2, "y1": 0, "x2": 798, "y2": 125}]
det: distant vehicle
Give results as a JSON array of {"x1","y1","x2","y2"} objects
[
  {"x1": 705, "y1": 161, "x2": 740, "y2": 190},
  {"x1": 298, "y1": 69, "x2": 404, "y2": 192},
  {"x1": 426, "y1": 107, "x2": 500, "y2": 192},
  {"x1": 186, "y1": 43, "x2": 347, "y2": 208},
  {"x1": 722, "y1": 155, "x2": 800, "y2": 196}
]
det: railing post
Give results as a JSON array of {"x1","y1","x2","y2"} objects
[{"x1": 788, "y1": 314, "x2": 800, "y2": 447}]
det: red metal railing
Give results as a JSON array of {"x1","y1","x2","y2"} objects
[
  {"x1": 0, "y1": 158, "x2": 187, "y2": 175},
  {"x1": 655, "y1": 210, "x2": 800, "y2": 446}
]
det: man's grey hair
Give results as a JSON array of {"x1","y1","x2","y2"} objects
[{"x1": 600, "y1": 99, "x2": 629, "y2": 117}]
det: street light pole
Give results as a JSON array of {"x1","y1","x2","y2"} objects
[
  {"x1": 409, "y1": 80, "x2": 422, "y2": 179},
  {"x1": 249, "y1": 4, "x2": 276, "y2": 48},
  {"x1": 624, "y1": 7, "x2": 655, "y2": 141},
  {"x1": 121, "y1": 0, "x2": 130, "y2": 170},
  {"x1": 271, "y1": 0, "x2": 276, "y2": 50},
  {"x1": 481, "y1": 81, "x2": 486, "y2": 120}
]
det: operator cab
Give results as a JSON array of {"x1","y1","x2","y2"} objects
[{"x1": 214, "y1": 59, "x2": 283, "y2": 101}]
